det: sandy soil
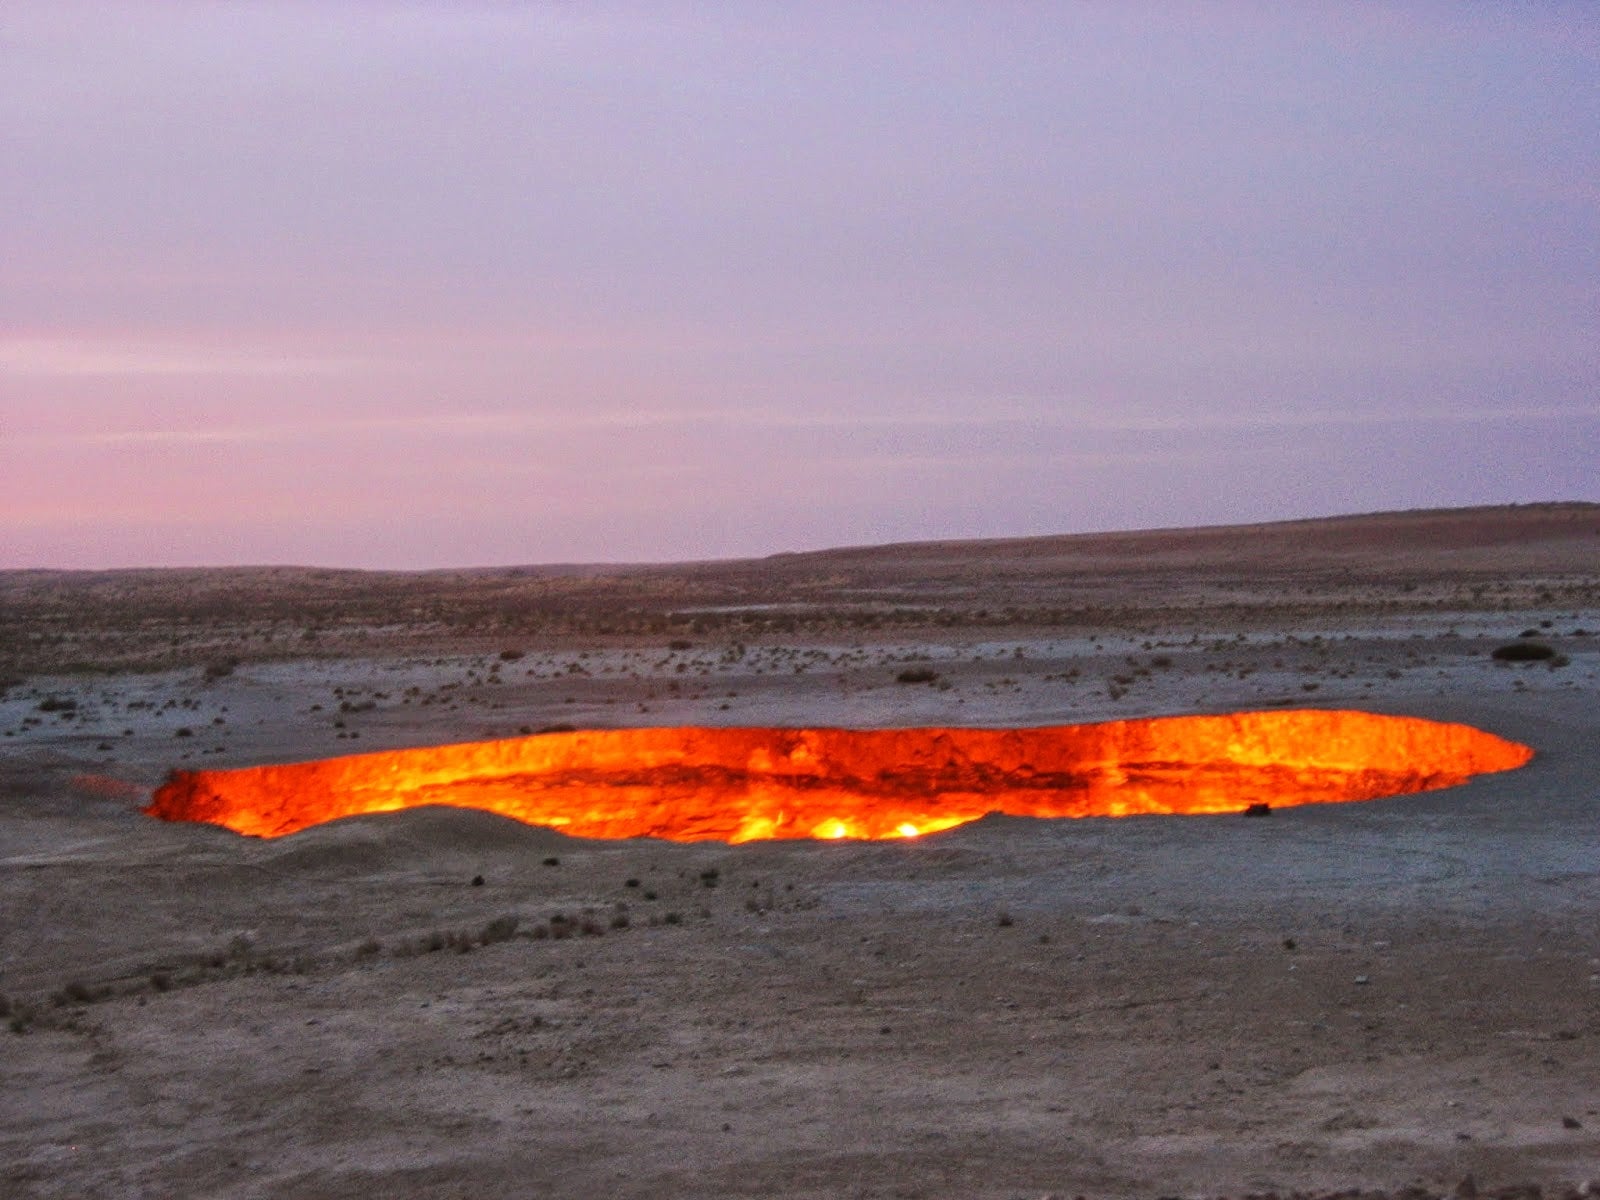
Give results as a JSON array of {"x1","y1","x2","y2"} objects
[{"x1": 2, "y1": 505, "x2": 1598, "y2": 1198}]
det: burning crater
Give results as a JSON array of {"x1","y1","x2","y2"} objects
[{"x1": 145, "y1": 710, "x2": 1532, "y2": 843}]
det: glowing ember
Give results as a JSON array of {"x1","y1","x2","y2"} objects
[{"x1": 144, "y1": 710, "x2": 1532, "y2": 843}]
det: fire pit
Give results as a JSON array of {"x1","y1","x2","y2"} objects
[{"x1": 145, "y1": 709, "x2": 1532, "y2": 842}]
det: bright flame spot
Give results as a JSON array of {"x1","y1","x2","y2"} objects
[
  {"x1": 144, "y1": 710, "x2": 1533, "y2": 843},
  {"x1": 730, "y1": 814, "x2": 779, "y2": 843}
]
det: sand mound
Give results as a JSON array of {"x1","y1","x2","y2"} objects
[{"x1": 259, "y1": 804, "x2": 580, "y2": 875}]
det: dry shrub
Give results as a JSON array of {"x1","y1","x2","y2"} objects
[{"x1": 1492, "y1": 641, "x2": 1555, "y2": 662}]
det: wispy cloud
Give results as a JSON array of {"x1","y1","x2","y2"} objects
[
  {"x1": 1061, "y1": 404, "x2": 1600, "y2": 435},
  {"x1": 10, "y1": 398, "x2": 1596, "y2": 453},
  {"x1": 0, "y1": 337, "x2": 373, "y2": 378}
]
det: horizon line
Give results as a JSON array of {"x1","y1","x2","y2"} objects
[{"x1": 5, "y1": 500, "x2": 1593, "y2": 577}]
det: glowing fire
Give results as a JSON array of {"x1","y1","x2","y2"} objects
[{"x1": 143, "y1": 710, "x2": 1532, "y2": 843}]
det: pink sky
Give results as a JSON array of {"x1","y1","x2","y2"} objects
[{"x1": 3, "y1": 3, "x2": 1596, "y2": 568}]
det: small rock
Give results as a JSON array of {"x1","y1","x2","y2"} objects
[
  {"x1": 1354, "y1": 974, "x2": 1370, "y2": 985},
  {"x1": 1564, "y1": 1115, "x2": 1583, "y2": 1129}
]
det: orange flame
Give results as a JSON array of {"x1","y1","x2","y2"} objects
[{"x1": 144, "y1": 710, "x2": 1532, "y2": 843}]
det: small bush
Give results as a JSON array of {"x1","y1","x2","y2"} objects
[
  {"x1": 56, "y1": 980, "x2": 96, "y2": 1006},
  {"x1": 479, "y1": 915, "x2": 520, "y2": 945},
  {"x1": 1492, "y1": 641, "x2": 1556, "y2": 662},
  {"x1": 895, "y1": 667, "x2": 940, "y2": 685},
  {"x1": 37, "y1": 696, "x2": 77, "y2": 713}
]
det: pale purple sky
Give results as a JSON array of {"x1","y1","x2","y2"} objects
[{"x1": 3, "y1": 2, "x2": 1596, "y2": 568}]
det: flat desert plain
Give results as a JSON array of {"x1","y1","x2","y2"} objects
[{"x1": 2, "y1": 504, "x2": 1598, "y2": 1199}]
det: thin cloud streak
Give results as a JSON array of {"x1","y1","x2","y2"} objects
[
  {"x1": 0, "y1": 337, "x2": 376, "y2": 378},
  {"x1": 12, "y1": 401, "x2": 1595, "y2": 452}
]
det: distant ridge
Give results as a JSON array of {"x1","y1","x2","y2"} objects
[
  {"x1": 754, "y1": 501, "x2": 1600, "y2": 568},
  {"x1": 4, "y1": 502, "x2": 1595, "y2": 579}
]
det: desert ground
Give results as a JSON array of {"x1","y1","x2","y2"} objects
[{"x1": 2, "y1": 503, "x2": 1598, "y2": 1199}]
